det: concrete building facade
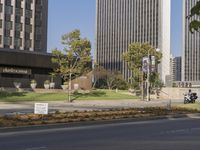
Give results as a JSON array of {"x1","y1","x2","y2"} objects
[
  {"x1": 182, "y1": 0, "x2": 200, "y2": 82},
  {"x1": 0, "y1": 0, "x2": 48, "y2": 52},
  {"x1": 96, "y1": 0, "x2": 171, "y2": 83}
]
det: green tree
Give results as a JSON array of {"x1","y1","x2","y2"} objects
[
  {"x1": 105, "y1": 70, "x2": 123, "y2": 90},
  {"x1": 123, "y1": 43, "x2": 162, "y2": 94},
  {"x1": 52, "y1": 29, "x2": 92, "y2": 102},
  {"x1": 92, "y1": 63, "x2": 107, "y2": 88},
  {"x1": 187, "y1": 1, "x2": 200, "y2": 32}
]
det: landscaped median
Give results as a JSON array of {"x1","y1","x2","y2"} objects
[
  {"x1": 178, "y1": 103, "x2": 200, "y2": 111},
  {"x1": 0, "y1": 107, "x2": 199, "y2": 128}
]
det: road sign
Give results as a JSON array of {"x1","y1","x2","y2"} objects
[
  {"x1": 142, "y1": 56, "x2": 149, "y2": 73},
  {"x1": 34, "y1": 103, "x2": 48, "y2": 115}
]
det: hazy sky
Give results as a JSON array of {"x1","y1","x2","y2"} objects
[{"x1": 48, "y1": 0, "x2": 183, "y2": 57}]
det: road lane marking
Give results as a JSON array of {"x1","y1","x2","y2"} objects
[
  {"x1": 24, "y1": 146, "x2": 47, "y2": 150},
  {"x1": 160, "y1": 127, "x2": 200, "y2": 135}
]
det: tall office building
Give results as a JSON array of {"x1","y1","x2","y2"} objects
[
  {"x1": 0, "y1": 0, "x2": 48, "y2": 52},
  {"x1": 96, "y1": 0, "x2": 171, "y2": 83},
  {"x1": 183, "y1": 0, "x2": 200, "y2": 82},
  {"x1": 0, "y1": 0, "x2": 54, "y2": 88},
  {"x1": 171, "y1": 56, "x2": 182, "y2": 82}
]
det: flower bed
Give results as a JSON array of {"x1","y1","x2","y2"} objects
[{"x1": 0, "y1": 107, "x2": 199, "y2": 127}]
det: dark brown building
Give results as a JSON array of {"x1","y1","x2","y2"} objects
[
  {"x1": 0, "y1": 0, "x2": 48, "y2": 52},
  {"x1": 0, "y1": 49, "x2": 62, "y2": 88}
]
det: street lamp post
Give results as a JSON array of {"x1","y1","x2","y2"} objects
[{"x1": 147, "y1": 50, "x2": 150, "y2": 102}]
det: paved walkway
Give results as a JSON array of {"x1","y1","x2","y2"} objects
[{"x1": 0, "y1": 99, "x2": 185, "y2": 115}]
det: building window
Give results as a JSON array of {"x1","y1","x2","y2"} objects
[
  {"x1": 0, "y1": 35, "x2": 2, "y2": 44},
  {"x1": 15, "y1": 8, "x2": 23, "y2": 16},
  {"x1": 5, "y1": 6, "x2": 13, "y2": 15},
  {"x1": 25, "y1": 10, "x2": 32, "y2": 18},
  {"x1": 4, "y1": 30, "x2": 10, "y2": 37},
  {"x1": 25, "y1": 24, "x2": 32, "y2": 33},
  {"x1": 25, "y1": 17, "x2": 30, "y2": 24},
  {"x1": 5, "y1": 21, "x2": 12, "y2": 30},
  {"x1": 15, "y1": 16, "x2": 21, "y2": 23},
  {"x1": 16, "y1": 0, "x2": 22, "y2": 8},
  {"x1": 4, "y1": 36, "x2": 12, "y2": 46},
  {"x1": 0, "y1": 4, "x2": 2, "y2": 12},
  {"x1": 36, "y1": 0, "x2": 42, "y2": 5},
  {"x1": 25, "y1": 32, "x2": 30, "y2": 39},
  {"x1": 15, "y1": 23, "x2": 22, "y2": 31},
  {"x1": 0, "y1": 19, "x2": 2, "y2": 28},
  {"x1": 5, "y1": 14, "x2": 11, "y2": 21},
  {"x1": 35, "y1": 20, "x2": 42, "y2": 26},
  {"x1": 25, "y1": 39, "x2": 31, "y2": 48},
  {"x1": 35, "y1": 41, "x2": 41, "y2": 49},
  {"x1": 14, "y1": 38, "x2": 22, "y2": 47},
  {"x1": 5, "y1": 0, "x2": 11, "y2": 6},
  {"x1": 15, "y1": 31, "x2": 20, "y2": 38},
  {"x1": 35, "y1": 27, "x2": 41, "y2": 34}
]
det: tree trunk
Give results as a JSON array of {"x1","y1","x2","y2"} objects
[{"x1": 68, "y1": 71, "x2": 72, "y2": 102}]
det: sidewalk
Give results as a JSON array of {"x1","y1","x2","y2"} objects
[{"x1": 0, "y1": 99, "x2": 184, "y2": 115}]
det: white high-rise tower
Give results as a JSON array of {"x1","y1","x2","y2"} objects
[{"x1": 96, "y1": 0, "x2": 171, "y2": 84}]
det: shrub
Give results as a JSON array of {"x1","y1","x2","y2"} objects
[
  {"x1": 31, "y1": 79, "x2": 37, "y2": 84},
  {"x1": 44, "y1": 80, "x2": 50, "y2": 84},
  {"x1": 172, "y1": 83, "x2": 177, "y2": 87},
  {"x1": 113, "y1": 78, "x2": 129, "y2": 90},
  {"x1": 95, "y1": 79, "x2": 107, "y2": 89}
]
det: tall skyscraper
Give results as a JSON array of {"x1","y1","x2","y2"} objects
[
  {"x1": 170, "y1": 56, "x2": 182, "y2": 82},
  {"x1": 182, "y1": 0, "x2": 200, "y2": 82},
  {"x1": 96, "y1": 0, "x2": 171, "y2": 83},
  {"x1": 0, "y1": 0, "x2": 48, "y2": 53}
]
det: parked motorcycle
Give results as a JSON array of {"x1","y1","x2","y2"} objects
[{"x1": 184, "y1": 93, "x2": 198, "y2": 104}]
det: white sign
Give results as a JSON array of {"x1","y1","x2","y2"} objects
[
  {"x1": 74, "y1": 84, "x2": 79, "y2": 90},
  {"x1": 34, "y1": 103, "x2": 48, "y2": 115}
]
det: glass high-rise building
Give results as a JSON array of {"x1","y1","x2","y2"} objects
[
  {"x1": 0, "y1": 0, "x2": 48, "y2": 53},
  {"x1": 182, "y1": 0, "x2": 200, "y2": 82},
  {"x1": 96, "y1": 0, "x2": 171, "y2": 83}
]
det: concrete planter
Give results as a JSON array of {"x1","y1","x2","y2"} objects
[
  {"x1": 14, "y1": 82, "x2": 21, "y2": 89},
  {"x1": 50, "y1": 82, "x2": 55, "y2": 89},
  {"x1": 61, "y1": 85, "x2": 68, "y2": 90},
  {"x1": 44, "y1": 84, "x2": 50, "y2": 89},
  {"x1": 30, "y1": 83, "x2": 37, "y2": 89}
]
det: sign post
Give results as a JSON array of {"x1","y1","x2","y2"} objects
[{"x1": 143, "y1": 54, "x2": 156, "y2": 101}]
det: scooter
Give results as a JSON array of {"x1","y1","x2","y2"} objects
[{"x1": 184, "y1": 93, "x2": 198, "y2": 104}]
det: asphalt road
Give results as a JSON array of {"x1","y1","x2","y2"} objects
[{"x1": 1, "y1": 118, "x2": 200, "y2": 150}]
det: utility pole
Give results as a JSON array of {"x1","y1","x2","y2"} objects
[{"x1": 147, "y1": 50, "x2": 150, "y2": 102}]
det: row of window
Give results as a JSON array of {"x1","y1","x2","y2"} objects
[
  {"x1": 0, "y1": 34, "x2": 41, "y2": 47},
  {"x1": 0, "y1": 35, "x2": 33, "y2": 48}
]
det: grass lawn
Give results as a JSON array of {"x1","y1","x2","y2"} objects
[
  {"x1": 0, "y1": 90, "x2": 138, "y2": 102},
  {"x1": 178, "y1": 103, "x2": 200, "y2": 111}
]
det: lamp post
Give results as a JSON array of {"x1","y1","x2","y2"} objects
[{"x1": 147, "y1": 50, "x2": 150, "y2": 101}]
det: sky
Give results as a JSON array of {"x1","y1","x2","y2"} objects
[{"x1": 48, "y1": 0, "x2": 183, "y2": 57}]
